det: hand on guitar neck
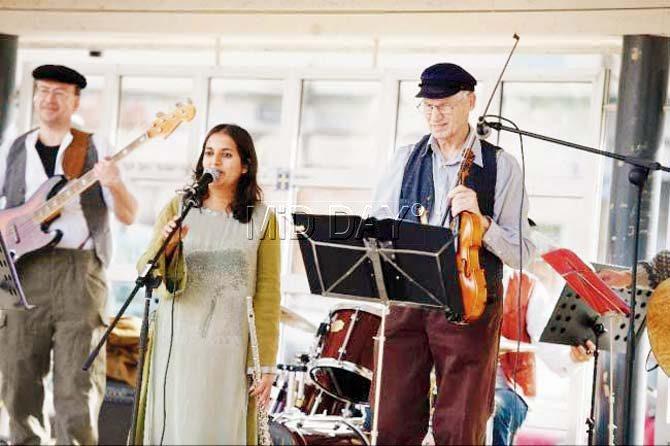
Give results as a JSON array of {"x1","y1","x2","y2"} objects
[{"x1": 93, "y1": 156, "x2": 122, "y2": 188}]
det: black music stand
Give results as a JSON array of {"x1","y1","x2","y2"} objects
[
  {"x1": 293, "y1": 213, "x2": 462, "y2": 446},
  {"x1": 540, "y1": 268, "x2": 650, "y2": 352},
  {"x1": 0, "y1": 231, "x2": 32, "y2": 310},
  {"x1": 539, "y1": 249, "x2": 634, "y2": 445}
]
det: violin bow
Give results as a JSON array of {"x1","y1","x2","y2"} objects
[{"x1": 441, "y1": 33, "x2": 521, "y2": 230}]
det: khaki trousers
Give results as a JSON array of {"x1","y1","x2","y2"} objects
[{"x1": 0, "y1": 249, "x2": 107, "y2": 445}]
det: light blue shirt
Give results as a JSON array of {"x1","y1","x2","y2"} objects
[{"x1": 369, "y1": 129, "x2": 535, "y2": 269}]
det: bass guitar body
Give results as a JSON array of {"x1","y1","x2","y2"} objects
[{"x1": 0, "y1": 176, "x2": 67, "y2": 261}]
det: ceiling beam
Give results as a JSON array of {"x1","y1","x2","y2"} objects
[
  {"x1": 1, "y1": 0, "x2": 669, "y2": 13},
  {"x1": 0, "y1": 9, "x2": 668, "y2": 37}
]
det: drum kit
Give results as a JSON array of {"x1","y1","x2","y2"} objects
[
  {"x1": 271, "y1": 303, "x2": 381, "y2": 445},
  {"x1": 272, "y1": 303, "x2": 537, "y2": 445}
]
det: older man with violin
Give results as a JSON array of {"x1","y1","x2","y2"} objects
[{"x1": 369, "y1": 63, "x2": 535, "y2": 445}]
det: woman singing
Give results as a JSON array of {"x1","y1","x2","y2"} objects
[{"x1": 134, "y1": 124, "x2": 280, "y2": 445}]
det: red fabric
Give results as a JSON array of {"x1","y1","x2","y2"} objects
[
  {"x1": 514, "y1": 428, "x2": 561, "y2": 445},
  {"x1": 645, "y1": 416, "x2": 655, "y2": 445},
  {"x1": 500, "y1": 272, "x2": 537, "y2": 397}
]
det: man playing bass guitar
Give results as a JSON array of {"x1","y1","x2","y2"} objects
[
  {"x1": 369, "y1": 63, "x2": 535, "y2": 445},
  {"x1": 0, "y1": 65, "x2": 137, "y2": 445}
]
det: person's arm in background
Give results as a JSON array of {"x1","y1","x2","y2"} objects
[{"x1": 599, "y1": 250, "x2": 670, "y2": 291}]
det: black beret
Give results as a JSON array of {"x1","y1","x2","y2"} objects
[
  {"x1": 416, "y1": 63, "x2": 476, "y2": 99},
  {"x1": 32, "y1": 65, "x2": 87, "y2": 89}
]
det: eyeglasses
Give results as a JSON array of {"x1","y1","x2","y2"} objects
[
  {"x1": 416, "y1": 93, "x2": 469, "y2": 116},
  {"x1": 34, "y1": 86, "x2": 74, "y2": 100}
]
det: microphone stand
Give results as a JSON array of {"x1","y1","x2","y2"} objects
[
  {"x1": 480, "y1": 116, "x2": 670, "y2": 444},
  {"x1": 82, "y1": 191, "x2": 204, "y2": 444}
]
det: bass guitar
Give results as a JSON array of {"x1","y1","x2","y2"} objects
[{"x1": 0, "y1": 101, "x2": 196, "y2": 261}]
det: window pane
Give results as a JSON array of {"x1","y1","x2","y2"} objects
[
  {"x1": 32, "y1": 75, "x2": 105, "y2": 133},
  {"x1": 298, "y1": 80, "x2": 381, "y2": 169},
  {"x1": 395, "y1": 81, "x2": 426, "y2": 148},
  {"x1": 498, "y1": 82, "x2": 593, "y2": 187},
  {"x1": 208, "y1": 79, "x2": 284, "y2": 171},
  {"x1": 117, "y1": 77, "x2": 194, "y2": 175}
]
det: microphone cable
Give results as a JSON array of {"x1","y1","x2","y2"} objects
[
  {"x1": 483, "y1": 113, "x2": 527, "y2": 418},
  {"x1": 160, "y1": 201, "x2": 185, "y2": 446}
]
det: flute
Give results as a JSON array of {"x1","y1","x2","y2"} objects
[{"x1": 246, "y1": 295, "x2": 273, "y2": 446}]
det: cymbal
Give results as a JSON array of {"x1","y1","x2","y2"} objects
[
  {"x1": 499, "y1": 336, "x2": 537, "y2": 354},
  {"x1": 648, "y1": 279, "x2": 670, "y2": 376},
  {"x1": 281, "y1": 306, "x2": 317, "y2": 333}
]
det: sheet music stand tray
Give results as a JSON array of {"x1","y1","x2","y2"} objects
[
  {"x1": 293, "y1": 213, "x2": 462, "y2": 445},
  {"x1": 0, "y1": 231, "x2": 31, "y2": 310}
]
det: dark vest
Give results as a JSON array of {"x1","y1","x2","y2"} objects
[
  {"x1": 2, "y1": 129, "x2": 112, "y2": 267},
  {"x1": 399, "y1": 135, "x2": 504, "y2": 299}
]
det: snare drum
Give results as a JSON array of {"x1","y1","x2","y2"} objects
[
  {"x1": 310, "y1": 304, "x2": 381, "y2": 404},
  {"x1": 270, "y1": 415, "x2": 369, "y2": 446}
]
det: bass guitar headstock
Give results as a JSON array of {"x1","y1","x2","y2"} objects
[{"x1": 147, "y1": 100, "x2": 196, "y2": 139}]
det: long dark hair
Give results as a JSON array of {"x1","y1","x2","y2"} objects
[{"x1": 193, "y1": 123, "x2": 262, "y2": 223}]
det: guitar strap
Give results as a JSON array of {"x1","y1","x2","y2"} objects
[{"x1": 62, "y1": 128, "x2": 92, "y2": 180}]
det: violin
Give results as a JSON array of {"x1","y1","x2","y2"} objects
[{"x1": 451, "y1": 134, "x2": 488, "y2": 322}]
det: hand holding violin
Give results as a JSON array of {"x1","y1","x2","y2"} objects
[{"x1": 447, "y1": 185, "x2": 491, "y2": 230}]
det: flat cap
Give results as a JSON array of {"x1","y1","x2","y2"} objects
[
  {"x1": 32, "y1": 64, "x2": 87, "y2": 89},
  {"x1": 416, "y1": 63, "x2": 476, "y2": 99}
]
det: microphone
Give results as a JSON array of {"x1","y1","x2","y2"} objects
[
  {"x1": 476, "y1": 116, "x2": 492, "y2": 140},
  {"x1": 182, "y1": 167, "x2": 221, "y2": 205}
]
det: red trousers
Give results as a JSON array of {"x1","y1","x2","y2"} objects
[{"x1": 371, "y1": 301, "x2": 503, "y2": 445}]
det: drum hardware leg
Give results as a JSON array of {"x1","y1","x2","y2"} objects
[
  {"x1": 371, "y1": 304, "x2": 388, "y2": 446},
  {"x1": 327, "y1": 367, "x2": 345, "y2": 396},
  {"x1": 297, "y1": 369, "x2": 306, "y2": 402},
  {"x1": 311, "y1": 390, "x2": 324, "y2": 415},
  {"x1": 338, "y1": 309, "x2": 360, "y2": 361},
  {"x1": 287, "y1": 370, "x2": 297, "y2": 409}
]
